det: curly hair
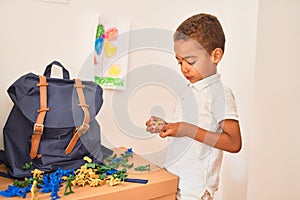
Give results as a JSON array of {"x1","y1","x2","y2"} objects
[{"x1": 174, "y1": 13, "x2": 225, "y2": 54}]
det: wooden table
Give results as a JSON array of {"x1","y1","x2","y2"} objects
[{"x1": 0, "y1": 158, "x2": 178, "y2": 200}]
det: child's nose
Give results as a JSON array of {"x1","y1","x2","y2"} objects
[{"x1": 181, "y1": 62, "x2": 189, "y2": 73}]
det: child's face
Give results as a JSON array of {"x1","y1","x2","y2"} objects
[{"x1": 174, "y1": 39, "x2": 216, "y2": 83}]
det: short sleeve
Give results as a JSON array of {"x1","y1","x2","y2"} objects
[
  {"x1": 223, "y1": 86, "x2": 239, "y2": 121},
  {"x1": 211, "y1": 84, "x2": 239, "y2": 124}
]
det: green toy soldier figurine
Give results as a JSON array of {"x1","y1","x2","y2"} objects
[{"x1": 64, "y1": 175, "x2": 75, "y2": 196}]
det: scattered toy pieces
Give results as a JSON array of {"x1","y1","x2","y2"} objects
[
  {"x1": 105, "y1": 148, "x2": 134, "y2": 171},
  {"x1": 0, "y1": 185, "x2": 31, "y2": 198},
  {"x1": 13, "y1": 178, "x2": 33, "y2": 188},
  {"x1": 83, "y1": 156, "x2": 92, "y2": 163},
  {"x1": 31, "y1": 169, "x2": 44, "y2": 179},
  {"x1": 0, "y1": 148, "x2": 150, "y2": 199},
  {"x1": 22, "y1": 162, "x2": 32, "y2": 170},
  {"x1": 106, "y1": 176, "x2": 122, "y2": 187},
  {"x1": 39, "y1": 167, "x2": 74, "y2": 200},
  {"x1": 134, "y1": 164, "x2": 151, "y2": 172}
]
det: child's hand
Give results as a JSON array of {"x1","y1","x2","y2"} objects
[
  {"x1": 145, "y1": 116, "x2": 167, "y2": 133},
  {"x1": 159, "y1": 122, "x2": 198, "y2": 138}
]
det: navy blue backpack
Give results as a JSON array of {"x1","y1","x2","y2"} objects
[{"x1": 0, "y1": 61, "x2": 112, "y2": 178}]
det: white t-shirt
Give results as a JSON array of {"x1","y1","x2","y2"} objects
[{"x1": 164, "y1": 73, "x2": 238, "y2": 197}]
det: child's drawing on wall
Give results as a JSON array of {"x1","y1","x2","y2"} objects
[{"x1": 94, "y1": 17, "x2": 130, "y2": 90}]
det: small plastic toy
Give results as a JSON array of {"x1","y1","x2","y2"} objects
[
  {"x1": 106, "y1": 169, "x2": 118, "y2": 175},
  {"x1": 22, "y1": 162, "x2": 32, "y2": 170},
  {"x1": 13, "y1": 178, "x2": 33, "y2": 188},
  {"x1": 88, "y1": 177, "x2": 106, "y2": 187},
  {"x1": 30, "y1": 180, "x2": 38, "y2": 200},
  {"x1": 40, "y1": 174, "x2": 51, "y2": 193},
  {"x1": 147, "y1": 116, "x2": 168, "y2": 133},
  {"x1": 120, "y1": 153, "x2": 132, "y2": 159},
  {"x1": 134, "y1": 164, "x2": 151, "y2": 172},
  {"x1": 49, "y1": 173, "x2": 60, "y2": 200},
  {"x1": 151, "y1": 117, "x2": 167, "y2": 126},
  {"x1": 125, "y1": 148, "x2": 133, "y2": 155},
  {"x1": 106, "y1": 176, "x2": 122, "y2": 187},
  {"x1": 112, "y1": 168, "x2": 128, "y2": 181},
  {"x1": 120, "y1": 160, "x2": 134, "y2": 169},
  {"x1": 0, "y1": 185, "x2": 31, "y2": 198},
  {"x1": 105, "y1": 153, "x2": 117, "y2": 162},
  {"x1": 98, "y1": 173, "x2": 107, "y2": 180},
  {"x1": 86, "y1": 162, "x2": 96, "y2": 169},
  {"x1": 31, "y1": 169, "x2": 44, "y2": 179},
  {"x1": 83, "y1": 156, "x2": 92, "y2": 163},
  {"x1": 64, "y1": 175, "x2": 75, "y2": 195}
]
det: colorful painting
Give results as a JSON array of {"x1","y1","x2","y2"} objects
[{"x1": 93, "y1": 17, "x2": 130, "y2": 90}]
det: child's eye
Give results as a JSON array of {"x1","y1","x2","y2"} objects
[{"x1": 188, "y1": 61, "x2": 196, "y2": 65}]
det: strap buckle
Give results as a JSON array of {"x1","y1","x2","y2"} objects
[
  {"x1": 33, "y1": 123, "x2": 44, "y2": 135},
  {"x1": 76, "y1": 123, "x2": 89, "y2": 135}
]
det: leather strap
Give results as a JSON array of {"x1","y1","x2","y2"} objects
[
  {"x1": 30, "y1": 76, "x2": 49, "y2": 159},
  {"x1": 65, "y1": 79, "x2": 90, "y2": 155}
]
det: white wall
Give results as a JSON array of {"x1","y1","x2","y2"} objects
[
  {"x1": 247, "y1": 0, "x2": 300, "y2": 199},
  {"x1": 0, "y1": 0, "x2": 258, "y2": 199}
]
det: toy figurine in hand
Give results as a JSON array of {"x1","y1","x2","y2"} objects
[
  {"x1": 145, "y1": 116, "x2": 167, "y2": 133},
  {"x1": 146, "y1": 118, "x2": 198, "y2": 139},
  {"x1": 159, "y1": 122, "x2": 199, "y2": 138}
]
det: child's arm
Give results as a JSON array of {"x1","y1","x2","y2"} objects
[{"x1": 159, "y1": 119, "x2": 242, "y2": 153}]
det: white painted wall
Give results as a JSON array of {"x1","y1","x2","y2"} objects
[
  {"x1": 0, "y1": 0, "x2": 259, "y2": 199},
  {"x1": 247, "y1": 0, "x2": 300, "y2": 199}
]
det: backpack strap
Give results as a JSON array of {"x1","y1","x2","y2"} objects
[
  {"x1": 30, "y1": 76, "x2": 49, "y2": 159},
  {"x1": 65, "y1": 79, "x2": 90, "y2": 155}
]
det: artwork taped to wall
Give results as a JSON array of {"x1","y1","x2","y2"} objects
[{"x1": 93, "y1": 16, "x2": 130, "y2": 90}]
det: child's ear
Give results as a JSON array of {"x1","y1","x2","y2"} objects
[{"x1": 211, "y1": 48, "x2": 223, "y2": 64}]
